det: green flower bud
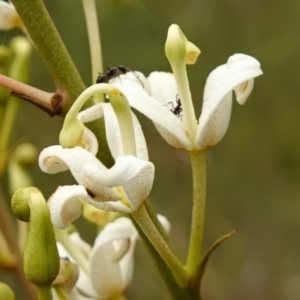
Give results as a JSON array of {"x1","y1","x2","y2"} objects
[
  {"x1": 0, "y1": 283, "x2": 15, "y2": 300},
  {"x1": 11, "y1": 187, "x2": 60, "y2": 285},
  {"x1": 9, "y1": 36, "x2": 32, "y2": 82}
]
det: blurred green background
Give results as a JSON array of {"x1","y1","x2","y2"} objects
[{"x1": 1, "y1": 0, "x2": 300, "y2": 299}]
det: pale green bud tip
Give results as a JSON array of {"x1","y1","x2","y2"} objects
[
  {"x1": 12, "y1": 143, "x2": 38, "y2": 166},
  {"x1": 11, "y1": 187, "x2": 41, "y2": 222},
  {"x1": 59, "y1": 118, "x2": 85, "y2": 149},
  {"x1": 9, "y1": 37, "x2": 32, "y2": 58},
  {"x1": 165, "y1": 24, "x2": 200, "y2": 66},
  {"x1": 185, "y1": 41, "x2": 201, "y2": 65},
  {"x1": 0, "y1": 283, "x2": 15, "y2": 300}
]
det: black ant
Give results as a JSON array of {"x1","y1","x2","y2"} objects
[
  {"x1": 169, "y1": 94, "x2": 183, "y2": 117},
  {"x1": 96, "y1": 65, "x2": 143, "y2": 87}
]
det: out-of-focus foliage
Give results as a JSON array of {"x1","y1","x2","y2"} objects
[{"x1": 1, "y1": 0, "x2": 300, "y2": 299}]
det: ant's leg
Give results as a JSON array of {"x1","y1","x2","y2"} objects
[{"x1": 131, "y1": 71, "x2": 144, "y2": 88}]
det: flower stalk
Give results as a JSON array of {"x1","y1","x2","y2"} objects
[
  {"x1": 185, "y1": 151, "x2": 206, "y2": 279},
  {"x1": 131, "y1": 205, "x2": 189, "y2": 286},
  {"x1": 54, "y1": 228, "x2": 89, "y2": 274}
]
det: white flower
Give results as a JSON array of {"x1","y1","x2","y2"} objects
[
  {"x1": 39, "y1": 146, "x2": 154, "y2": 227},
  {"x1": 0, "y1": 1, "x2": 21, "y2": 30},
  {"x1": 77, "y1": 99, "x2": 149, "y2": 161},
  {"x1": 108, "y1": 54, "x2": 263, "y2": 151},
  {"x1": 55, "y1": 217, "x2": 136, "y2": 299},
  {"x1": 54, "y1": 216, "x2": 170, "y2": 300},
  {"x1": 39, "y1": 84, "x2": 155, "y2": 225}
]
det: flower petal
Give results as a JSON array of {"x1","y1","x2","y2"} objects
[
  {"x1": 147, "y1": 71, "x2": 179, "y2": 106},
  {"x1": 110, "y1": 72, "x2": 192, "y2": 150},
  {"x1": 48, "y1": 185, "x2": 85, "y2": 229},
  {"x1": 78, "y1": 102, "x2": 149, "y2": 160},
  {"x1": 195, "y1": 54, "x2": 262, "y2": 150},
  {"x1": 87, "y1": 217, "x2": 137, "y2": 299},
  {"x1": 77, "y1": 102, "x2": 104, "y2": 123},
  {"x1": 102, "y1": 103, "x2": 149, "y2": 161},
  {"x1": 84, "y1": 155, "x2": 154, "y2": 211},
  {"x1": 0, "y1": 2, "x2": 20, "y2": 30},
  {"x1": 48, "y1": 184, "x2": 133, "y2": 228},
  {"x1": 39, "y1": 145, "x2": 105, "y2": 184},
  {"x1": 56, "y1": 240, "x2": 97, "y2": 299},
  {"x1": 82, "y1": 126, "x2": 98, "y2": 155}
]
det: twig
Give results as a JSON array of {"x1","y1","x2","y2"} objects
[{"x1": 0, "y1": 74, "x2": 66, "y2": 116}]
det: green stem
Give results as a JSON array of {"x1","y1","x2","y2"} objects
[
  {"x1": 131, "y1": 205, "x2": 189, "y2": 286},
  {"x1": 9, "y1": 0, "x2": 113, "y2": 166},
  {"x1": 36, "y1": 284, "x2": 52, "y2": 300},
  {"x1": 0, "y1": 96, "x2": 18, "y2": 156},
  {"x1": 81, "y1": 0, "x2": 104, "y2": 103},
  {"x1": 53, "y1": 286, "x2": 70, "y2": 300},
  {"x1": 10, "y1": 0, "x2": 85, "y2": 112},
  {"x1": 130, "y1": 217, "x2": 198, "y2": 300},
  {"x1": 144, "y1": 200, "x2": 173, "y2": 248},
  {"x1": 185, "y1": 151, "x2": 206, "y2": 277},
  {"x1": 81, "y1": 0, "x2": 103, "y2": 82},
  {"x1": 54, "y1": 228, "x2": 89, "y2": 275}
]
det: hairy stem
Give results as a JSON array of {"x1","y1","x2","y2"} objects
[
  {"x1": 10, "y1": 0, "x2": 85, "y2": 111},
  {"x1": 131, "y1": 205, "x2": 189, "y2": 286}
]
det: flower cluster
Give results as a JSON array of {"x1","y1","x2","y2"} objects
[
  {"x1": 35, "y1": 23, "x2": 262, "y2": 298},
  {"x1": 0, "y1": 6, "x2": 262, "y2": 296}
]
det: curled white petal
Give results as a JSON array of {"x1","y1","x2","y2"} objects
[
  {"x1": 235, "y1": 78, "x2": 254, "y2": 105},
  {"x1": 110, "y1": 72, "x2": 192, "y2": 150},
  {"x1": 84, "y1": 155, "x2": 154, "y2": 211},
  {"x1": 82, "y1": 175, "x2": 121, "y2": 203},
  {"x1": 0, "y1": 2, "x2": 20, "y2": 30},
  {"x1": 83, "y1": 200, "x2": 135, "y2": 214},
  {"x1": 39, "y1": 145, "x2": 105, "y2": 184},
  {"x1": 87, "y1": 217, "x2": 137, "y2": 299},
  {"x1": 40, "y1": 146, "x2": 148, "y2": 213},
  {"x1": 195, "y1": 54, "x2": 262, "y2": 150},
  {"x1": 48, "y1": 185, "x2": 86, "y2": 229}
]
